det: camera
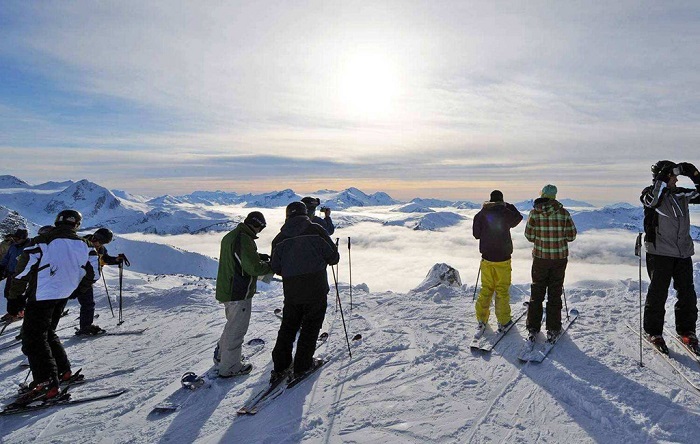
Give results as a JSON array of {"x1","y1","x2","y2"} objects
[{"x1": 319, "y1": 206, "x2": 329, "y2": 212}]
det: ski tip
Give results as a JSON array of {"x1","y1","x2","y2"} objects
[
  {"x1": 352, "y1": 333, "x2": 362, "y2": 341},
  {"x1": 569, "y1": 308, "x2": 579, "y2": 316},
  {"x1": 318, "y1": 332, "x2": 329, "y2": 341},
  {"x1": 247, "y1": 338, "x2": 265, "y2": 346},
  {"x1": 273, "y1": 308, "x2": 282, "y2": 315}
]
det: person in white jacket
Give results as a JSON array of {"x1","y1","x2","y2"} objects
[{"x1": 10, "y1": 210, "x2": 100, "y2": 405}]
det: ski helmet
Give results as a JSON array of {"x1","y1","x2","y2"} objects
[
  {"x1": 286, "y1": 201, "x2": 308, "y2": 219},
  {"x1": 38, "y1": 225, "x2": 54, "y2": 235},
  {"x1": 92, "y1": 227, "x2": 114, "y2": 244},
  {"x1": 301, "y1": 196, "x2": 320, "y2": 215},
  {"x1": 651, "y1": 160, "x2": 677, "y2": 179},
  {"x1": 244, "y1": 211, "x2": 266, "y2": 230},
  {"x1": 54, "y1": 209, "x2": 82, "y2": 228}
]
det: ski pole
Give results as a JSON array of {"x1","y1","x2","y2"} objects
[
  {"x1": 101, "y1": 268, "x2": 115, "y2": 318},
  {"x1": 118, "y1": 262, "x2": 124, "y2": 325},
  {"x1": 635, "y1": 232, "x2": 644, "y2": 367},
  {"x1": 331, "y1": 241, "x2": 352, "y2": 358},
  {"x1": 472, "y1": 264, "x2": 481, "y2": 302},
  {"x1": 348, "y1": 237, "x2": 352, "y2": 311},
  {"x1": 117, "y1": 255, "x2": 130, "y2": 326},
  {"x1": 563, "y1": 287, "x2": 569, "y2": 321}
]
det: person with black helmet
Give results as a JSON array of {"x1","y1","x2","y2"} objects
[
  {"x1": 269, "y1": 201, "x2": 339, "y2": 383},
  {"x1": 301, "y1": 196, "x2": 335, "y2": 235},
  {"x1": 9, "y1": 209, "x2": 99, "y2": 405},
  {"x1": 71, "y1": 227, "x2": 125, "y2": 335},
  {"x1": 0, "y1": 228, "x2": 31, "y2": 322},
  {"x1": 640, "y1": 160, "x2": 700, "y2": 353},
  {"x1": 214, "y1": 211, "x2": 273, "y2": 377}
]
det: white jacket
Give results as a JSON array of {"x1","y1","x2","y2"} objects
[{"x1": 14, "y1": 229, "x2": 99, "y2": 302}]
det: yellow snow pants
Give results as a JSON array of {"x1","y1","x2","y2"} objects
[{"x1": 475, "y1": 258, "x2": 512, "y2": 325}]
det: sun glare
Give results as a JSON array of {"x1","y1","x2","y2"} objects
[{"x1": 338, "y1": 54, "x2": 399, "y2": 117}]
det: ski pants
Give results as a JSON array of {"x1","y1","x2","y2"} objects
[
  {"x1": 5, "y1": 276, "x2": 27, "y2": 315},
  {"x1": 22, "y1": 298, "x2": 70, "y2": 385},
  {"x1": 217, "y1": 299, "x2": 252, "y2": 377},
  {"x1": 74, "y1": 286, "x2": 96, "y2": 330},
  {"x1": 644, "y1": 253, "x2": 697, "y2": 336},
  {"x1": 526, "y1": 257, "x2": 567, "y2": 333},
  {"x1": 272, "y1": 296, "x2": 326, "y2": 375},
  {"x1": 475, "y1": 258, "x2": 512, "y2": 325}
]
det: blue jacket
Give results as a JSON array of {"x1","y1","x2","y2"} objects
[{"x1": 0, "y1": 239, "x2": 30, "y2": 277}]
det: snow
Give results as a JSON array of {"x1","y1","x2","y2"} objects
[{"x1": 1, "y1": 178, "x2": 700, "y2": 443}]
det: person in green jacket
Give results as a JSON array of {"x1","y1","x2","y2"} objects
[{"x1": 215, "y1": 211, "x2": 273, "y2": 377}]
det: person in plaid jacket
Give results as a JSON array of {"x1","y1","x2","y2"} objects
[{"x1": 524, "y1": 184, "x2": 577, "y2": 342}]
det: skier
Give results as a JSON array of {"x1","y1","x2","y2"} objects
[
  {"x1": 269, "y1": 202, "x2": 339, "y2": 382},
  {"x1": 0, "y1": 229, "x2": 30, "y2": 321},
  {"x1": 214, "y1": 211, "x2": 272, "y2": 377},
  {"x1": 472, "y1": 190, "x2": 523, "y2": 337},
  {"x1": 301, "y1": 196, "x2": 335, "y2": 235},
  {"x1": 71, "y1": 228, "x2": 126, "y2": 335},
  {"x1": 10, "y1": 210, "x2": 99, "y2": 404},
  {"x1": 640, "y1": 160, "x2": 700, "y2": 352},
  {"x1": 524, "y1": 184, "x2": 577, "y2": 343}
]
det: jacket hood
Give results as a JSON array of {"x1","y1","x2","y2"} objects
[
  {"x1": 281, "y1": 215, "x2": 311, "y2": 237},
  {"x1": 532, "y1": 198, "x2": 563, "y2": 215},
  {"x1": 482, "y1": 201, "x2": 507, "y2": 211}
]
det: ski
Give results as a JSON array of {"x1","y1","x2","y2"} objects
[
  {"x1": 518, "y1": 308, "x2": 579, "y2": 363},
  {"x1": 664, "y1": 328, "x2": 700, "y2": 362},
  {"x1": 0, "y1": 388, "x2": 127, "y2": 416},
  {"x1": 470, "y1": 302, "x2": 529, "y2": 352},
  {"x1": 151, "y1": 339, "x2": 265, "y2": 414},
  {"x1": 627, "y1": 324, "x2": 700, "y2": 392},
  {"x1": 74, "y1": 327, "x2": 147, "y2": 337},
  {"x1": 273, "y1": 308, "x2": 283, "y2": 320},
  {"x1": 240, "y1": 358, "x2": 327, "y2": 415},
  {"x1": 237, "y1": 333, "x2": 329, "y2": 415}
]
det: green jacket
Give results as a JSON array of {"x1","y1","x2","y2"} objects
[{"x1": 215, "y1": 223, "x2": 272, "y2": 302}]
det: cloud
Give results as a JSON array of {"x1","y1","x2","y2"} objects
[{"x1": 1, "y1": 1, "x2": 700, "y2": 201}]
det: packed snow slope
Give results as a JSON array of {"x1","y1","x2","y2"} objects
[{"x1": 2, "y1": 264, "x2": 700, "y2": 443}]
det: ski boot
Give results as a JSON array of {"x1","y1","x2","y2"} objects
[{"x1": 648, "y1": 335, "x2": 669, "y2": 354}]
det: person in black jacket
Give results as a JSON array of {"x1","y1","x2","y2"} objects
[
  {"x1": 269, "y1": 201, "x2": 339, "y2": 382},
  {"x1": 71, "y1": 228, "x2": 125, "y2": 335},
  {"x1": 472, "y1": 190, "x2": 523, "y2": 337},
  {"x1": 301, "y1": 196, "x2": 335, "y2": 235}
]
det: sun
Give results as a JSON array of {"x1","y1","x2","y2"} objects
[{"x1": 338, "y1": 54, "x2": 399, "y2": 117}]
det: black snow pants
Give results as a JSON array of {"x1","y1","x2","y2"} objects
[
  {"x1": 272, "y1": 296, "x2": 327, "y2": 375},
  {"x1": 22, "y1": 298, "x2": 70, "y2": 384},
  {"x1": 644, "y1": 253, "x2": 697, "y2": 336},
  {"x1": 526, "y1": 257, "x2": 568, "y2": 333}
]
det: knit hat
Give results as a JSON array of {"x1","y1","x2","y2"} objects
[
  {"x1": 540, "y1": 184, "x2": 557, "y2": 199},
  {"x1": 11, "y1": 229, "x2": 28, "y2": 240},
  {"x1": 489, "y1": 190, "x2": 504, "y2": 202}
]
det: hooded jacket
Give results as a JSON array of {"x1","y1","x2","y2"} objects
[
  {"x1": 10, "y1": 226, "x2": 99, "y2": 302},
  {"x1": 473, "y1": 201, "x2": 523, "y2": 262},
  {"x1": 215, "y1": 223, "x2": 272, "y2": 303},
  {"x1": 271, "y1": 215, "x2": 339, "y2": 302},
  {"x1": 524, "y1": 198, "x2": 577, "y2": 259},
  {"x1": 641, "y1": 181, "x2": 700, "y2": 258}
]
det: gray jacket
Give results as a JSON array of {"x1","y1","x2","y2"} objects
[{"x1": 641, "y1": 181, "x2": 700, "y2": 258}]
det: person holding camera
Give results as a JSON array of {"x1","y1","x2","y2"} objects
[
  {"x1": 301, "y1": 196, "x2": 335, "y2": 235},
  {"x1": 641, "y1": 160, "x2": 700, "y2": 353}
]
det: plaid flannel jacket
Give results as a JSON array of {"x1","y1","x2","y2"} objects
[{"x1": 524, "y1": 199, "x2": 577, "y2": 259}]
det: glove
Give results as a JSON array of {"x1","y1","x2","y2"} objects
[
  {"x1": 678, "y1": 162, "x2": 700, "y2": 183},
  {"x1": 258, "y1": 253, "x2": 271, "y2": 262}
]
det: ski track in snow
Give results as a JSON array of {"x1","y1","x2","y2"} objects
[{"x1": 2, "y1": 270, "x2": 700, "y2": 443}]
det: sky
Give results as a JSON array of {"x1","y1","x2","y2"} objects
[{"x1": 1, "y1": 1, "x2": 700, "y2": 204}]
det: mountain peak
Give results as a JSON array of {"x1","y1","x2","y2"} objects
[{"x1": 0, "y1": 175, "x2": 30, "y2": 189}]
